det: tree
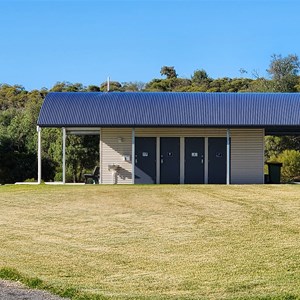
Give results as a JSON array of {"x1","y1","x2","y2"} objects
[
  {"x1": 145, "y1": 79, "x2": 169, "y2": 91},
  {"x1": 122, "y1": 81, "x2": 145, "y2": 91},
  {"x1": 0, "y1": 84, "x2": 28, "y2": 110},
  {"x1": 160, "y1": 66, "x2": 177, "y2": 79},
  {"x1": 66, "y1": 135, "x2": 99, "y2": 182},
  {"x1": 191, "y1": 69, "x2": 210, "y2": 85},
  {"x1": 207, "y1": 77, "x2": 232, "y2": 92},
  {"x1": 87, "y1": 85, "x2": 101, "y2": 92},
  {"x1": 263, "y1": 54, "x2": 300, "y2": 169},
  {"x1": 268, "y1": 54, "x2": 300, "y2": 80},
  {"x1": 267, "y1": 54, "x2": 300, "y2": 92},
  {"x1": 247, "y1": 77, "x2": 272, "y2": 92},
  {"x1": 50, "y1": 82, "x2": 86, "y2": 92},
  {"x1": 100, "y1": 81, "x2": 123, "y2": 92},
  {"x1": 190, "y1": 69, "x2": 213, "y2": 91},
  {"x1": 274, "y1": 150, "x2": 300, "y2": 182}
]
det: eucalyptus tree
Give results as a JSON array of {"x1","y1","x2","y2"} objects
[
  {"x1": 267, "y1": 54, "x2": 300, "y2": 92},
  {"x1": 160, "y1": 66, "x2": 177, "y2": 79}
]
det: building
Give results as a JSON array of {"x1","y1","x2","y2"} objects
[{"x1": 37, "y1": 92, "x2": 300, "y2": 184}]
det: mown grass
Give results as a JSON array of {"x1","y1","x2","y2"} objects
[{"x1": 0, "y1": 184, "x2": 300, "y2": 299}]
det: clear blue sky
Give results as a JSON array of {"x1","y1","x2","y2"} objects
[{"x1": 1, "y1": 0, "x2": 299, "y2": 90}]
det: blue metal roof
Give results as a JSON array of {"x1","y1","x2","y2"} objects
[{"x1": 37, "y1": 92, "x2": 300, "y2": 134}]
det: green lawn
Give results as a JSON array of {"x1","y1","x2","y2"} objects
[{"x1": 1, "y1": 184, "x2": 300, "y2": 299}]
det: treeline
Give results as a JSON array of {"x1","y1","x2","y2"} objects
[{"x1": 0, "y1": 54, "x2": 300, "y2": 184}]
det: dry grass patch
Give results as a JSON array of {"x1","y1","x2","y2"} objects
[{"x1": 0, "y1": 184, "x2": 300, "y2": 299}]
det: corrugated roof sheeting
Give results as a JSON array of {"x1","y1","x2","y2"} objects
[{"x1": 37, "y1": 92, "x2": 300, "y2": 128}]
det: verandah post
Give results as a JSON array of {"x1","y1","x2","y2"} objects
[
  {"x1": 132, "y1": 128, "x2": 135, "y2": 184},
  {"x1": 226, "y1": 128, "x2": 231, "y2": 185},
  {"x1": 62, "y1": 127, "x2": 66, "y2": 184},
  {"x1": 37, "y1": 126, "x2": 42, "y2": 184}
]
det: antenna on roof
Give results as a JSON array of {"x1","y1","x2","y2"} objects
[{"x1": 107, "y1": 76, "x2": 110, "y2": 92}]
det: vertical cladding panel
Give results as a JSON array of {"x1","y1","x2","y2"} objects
[
  {"x1": 231, "y1": 129, "x2": 264, "y2": 184},
  {"x1": 101, "y1": 128, "x2": 132, "y2": 184}
]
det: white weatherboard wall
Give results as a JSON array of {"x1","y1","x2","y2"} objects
[
  {"x1": 101, "y1": 128, "x2": 132, "y2": 184},
  {"x1": 100, "y1": 127, "x2": 265, "y2": 184},
  {"x1": 231, "y1": 129, "x2": 265, "y2": 184}
]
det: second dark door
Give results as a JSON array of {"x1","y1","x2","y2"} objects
[{"x1": 160, "y1": 137, "x2": 180, "y2": 184}]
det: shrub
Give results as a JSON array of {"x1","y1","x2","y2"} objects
[
  {"x1": 54, "y1": 171, "x2": 73, "y2": 182},
  {"x1": 273, "y1": 150, "x2": 300, "y2": 182},
  {"x1": 24, "y1": 178, "x2": 36, "y2": 182}
]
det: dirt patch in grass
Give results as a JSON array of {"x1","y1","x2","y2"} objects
[{"x1": 0, "y1": 279, "x2": 69, "y2": 300}]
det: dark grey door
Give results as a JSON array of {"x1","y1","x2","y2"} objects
[
  {"x1": 160, "y1": 137, "x2": 180, "y2": 184},
  {"x1": 135, "y1": 137, "x2": 156, "y2": 184},
  {"x1": 185, "y1": 138, "x2": 205, "y2": 184},
  {"x1": 208, "y1": 138, "x2": 227, "y2": 184}
]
